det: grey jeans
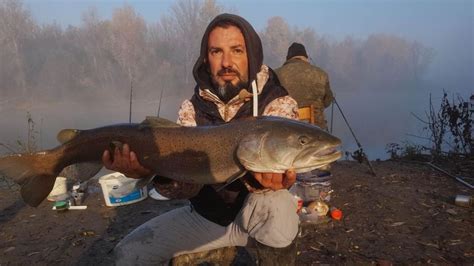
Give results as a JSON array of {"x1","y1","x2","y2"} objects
[{"x1": 114, "y1": 189, "x2": 299, "y2": 265}]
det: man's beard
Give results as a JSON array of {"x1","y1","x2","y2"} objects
[
  {"x1": 211, "y1": 68, "x2": 248, "y2": 103},
  {"x1": 215, "y1": 81, "x2": 247, "y2": 103}
]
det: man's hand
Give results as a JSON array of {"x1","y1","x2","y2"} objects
[
  {"x1": 252, "y1": 168, "x2": 296, "y2": 191},
  {"x1": 102, "y1": 143, "x2": 152, "y2": 179}
]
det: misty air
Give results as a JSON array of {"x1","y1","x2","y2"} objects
[{"x1": 0, "y1": 0, "x2": 472, "y2": 264}]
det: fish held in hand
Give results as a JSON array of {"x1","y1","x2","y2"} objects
[{"x1": 0, "y1": 116, "x2": 341, "y2": 207}]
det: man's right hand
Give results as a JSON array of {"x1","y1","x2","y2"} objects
[
  {"x1": 102, "y1": 143, "x2": 152, "y2": 179},
  {"x1": 252, "y1": 168, "x2": 296, "y2": 191}
]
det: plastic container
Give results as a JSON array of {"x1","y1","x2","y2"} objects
[
  {"x1": 71, "y1": 182, "x2": 88, "y2": 205},
  {"x1": 298, "y1": 206, "x2": 330, "y2": 224},
  {"x1": 454, "y1": 195, "x2": 472, "y2": 207},
  {"x1": 290, "y1": 170, "x2": 332, "y2": 204},
  {"x1": 47, "y1": 177, "x2": 69, "y2": 201},
  {"x1": 98, "y1": 172, "x2": 148, "y2": 207},
  {"x1": 307, "y1": 200, "x2": 329, "y2": 216},
  {"x1": 54, "y1": 200, "x2": 69, "y2": 211}
]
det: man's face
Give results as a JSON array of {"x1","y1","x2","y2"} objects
[{"x1": 207, "y1": 25, "x2": 249, "y2": 102}]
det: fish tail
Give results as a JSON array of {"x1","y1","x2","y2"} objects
[{"x1": 0, "y1": 151, "x2": 61, "y2": 207}]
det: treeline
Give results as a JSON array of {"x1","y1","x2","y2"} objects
[
  {"x1": 260, "y1": 16, "x2": 434, "y2": 92},
  {"x1": 0, "y1": 0, "x2": 434, "y2": 103}
]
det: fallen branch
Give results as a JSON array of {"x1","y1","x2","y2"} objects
[
  {"x1": 426, "y1": 162, "x2": 474, "y2": 189},
  {"x1": 0, "y1": 143, "x2": 16, "y2": 153}
]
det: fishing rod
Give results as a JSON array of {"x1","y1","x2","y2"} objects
[
  {"x1": 331, "y1": 97, "x2": 376, "y2": 176},
  {"x1": 330, "y1": 97, "x2": 334, "y2": 134},
  {"x1": 156, "y1": 87, "x2": 165, "y2": 117}
]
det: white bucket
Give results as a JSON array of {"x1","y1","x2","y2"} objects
[
  {"x1": 47, "y1": 176, "x2": 69, "y2": 201},
  {"x1": 98, "y1": 172, "x2": 147, "y2": 207}
]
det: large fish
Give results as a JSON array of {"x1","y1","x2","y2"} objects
[{"x1": 0, "y1": 116, "x2": 341, "y2": 207}]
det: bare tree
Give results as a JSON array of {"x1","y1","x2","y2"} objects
[
  {"x1": 179, "y1": 0, "x2": 225, "y2": 84},
  {"x1": 0, "y1": 0, "x2": 36, "y2": 97},
  {"x1": 0, "y1": 0, "x2": 437, "y2": 113},
  {"x1": 326, "y1": 37, "x2": 359, "y2": 89},
  {"x1": 410, "y1": 41, "x2": 434, "y2": 83},
  {"x1": 158, "y1": 0, "x2": 224, "y2": 88},
  {"x1": 109, "y1": 4, "x2": 147, "y2": 122},
  {"x1": 81, "y1": 7, "x2": 112, "y2": 91}
]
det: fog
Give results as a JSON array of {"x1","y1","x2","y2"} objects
[{"x1": 0, "y1": 0, "x2": 472, "y2": 160}]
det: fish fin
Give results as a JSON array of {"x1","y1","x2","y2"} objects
[
  {"x1": 141, "y1": 116, "x2": 181, "y2": 128},
  {"x1": 59, "y1": 162, "x2": 103, "y2": 182},
  {"x1": 21, "y1": 173, "x2": 57, "y2": 207},
  {"x1": 215, "y1": 171, "x2": 248, "y2": 192},
  {"x1": 57, "y1": 129, "x2": 80, "y2": 144},
  {"x1": 0, "y1": 152, "x2": 60, "y2": 207}
]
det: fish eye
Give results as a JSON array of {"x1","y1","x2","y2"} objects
[{"x1": 298, "y1": 136, "x2": 309, "y2": 145}]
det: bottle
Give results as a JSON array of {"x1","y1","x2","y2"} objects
[
  {"x1": 54, "y1": 200, "x2": 69, "y2": 211},
  {"x1": 455, "y1": 195, "x2": 473, "y2": 207}
]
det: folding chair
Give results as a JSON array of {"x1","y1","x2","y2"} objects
[{"x1": 297, "y1": 105, "x2": 315, "y2": 124}]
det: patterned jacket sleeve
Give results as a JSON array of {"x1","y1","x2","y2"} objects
[
  {"x1": 176, "y1": 99, "x2": 197, "y2": 126},
  {"x1": 262, "y1": 95, "x2": 299, "y2": 120}
]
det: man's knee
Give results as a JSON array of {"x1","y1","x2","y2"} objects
[
  {"x1": 113, "y1": 226, "x2": 169, "y2": 265},
  {"x1": 114, "y1": 241, "x2": 170, "y2": 266},
  {"x1": 114, "y1": 242, "x2": 128, "y2": 265},
  {"x1": 114, "y1": 241, "x2": 140, "y2": 266},
  {"x1": 239, "y1": 190, "x2": 299, "y2": 247}
]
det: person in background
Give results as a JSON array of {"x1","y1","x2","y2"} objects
[
  {"x1": 276, "y1": 42, "x2": 335, "y2": 204},
  {"x1": 275, "y1": 42, "x2": 333, "y2": 130},
  {"x1": 103, "y1": 13, "x2": 300, "y2": 265}
]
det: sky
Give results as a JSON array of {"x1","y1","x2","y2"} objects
[
  {"x1": 24, "y1": 0, "x2": 473, "y2": 88},
  {"x1": 24, "y1": 0, "x2": 473, "y2": 41},
  {"x1": 11, "y1": 0, "x2": 474, "y2": 159}
]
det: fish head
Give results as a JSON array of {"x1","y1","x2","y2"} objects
[{"x1": 237, "y1": 118, "x2": 342, "y2": 173}]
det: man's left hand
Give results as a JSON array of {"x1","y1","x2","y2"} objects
[{"x1": 252, "y1": 169, "x2": 296, "y2": 191}]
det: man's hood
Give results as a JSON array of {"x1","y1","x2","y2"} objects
[{"x1": 192, "y1": 13, "x2": 263, "y2": 92}]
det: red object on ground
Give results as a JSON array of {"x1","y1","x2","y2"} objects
[
  {"x1": 330, "y1": 207, "x2": 343, "y2": 220},
  {"x1": 296, "y1": 197, "x2": 303, "y2": 213}
]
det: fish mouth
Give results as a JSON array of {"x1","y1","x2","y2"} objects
[
  {"x1": 314, "y1": 146, "x2": 339, "y2": 156},
  {"x1": 293, "y1": 148, "x2": 342, "y2": 173}
]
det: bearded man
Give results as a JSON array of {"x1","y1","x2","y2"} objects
[{"x1": 104, "y1": 14, "x2": 300, "y2": 265}]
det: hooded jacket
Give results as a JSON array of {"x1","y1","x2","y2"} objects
[
  {"x1": 190, "y1": 13, "x2": 288, "y2": 125},
  {"x1": 170, "y1": 14, "x2": 298, "y2": 226}
]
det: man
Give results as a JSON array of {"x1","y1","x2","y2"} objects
[
  {"x1": 103, "y1": 14, "x2": 300, "y2": 265},
  {"x1": 276, "y1": 43, "x2": 334, "y2": 204},
  {"x1": 275, "y1": 42, "x2": 334, "y2": 130}
]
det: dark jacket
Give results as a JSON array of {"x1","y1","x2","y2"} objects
[
  {"x1": 189, "y1": 14, "x2": 288, "y2": 226},
  {"x1": 190, "y1": 13, "x2": 287, "y2": 125},
  {"x1": 275, "y1": 57, "x2": 333, "y2": 129}
]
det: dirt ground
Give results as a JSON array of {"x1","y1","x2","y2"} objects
[{"x1": 0, "y1": 160, "x2": 473, "y2": 265}]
